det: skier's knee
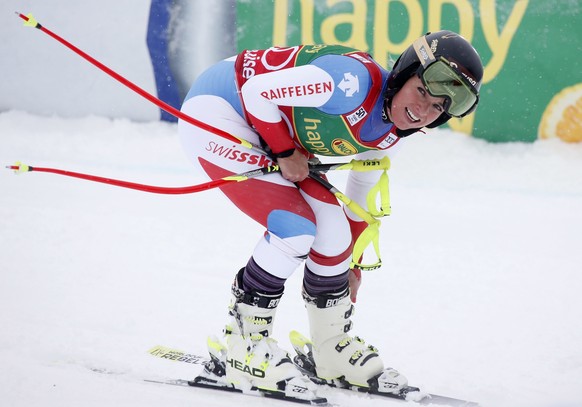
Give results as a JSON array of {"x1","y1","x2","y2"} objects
[{"x1": 265, "y1": 209, "x2": 316, "y2": 256}]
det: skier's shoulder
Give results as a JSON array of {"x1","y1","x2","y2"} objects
[
  {"x1": 304, "y1": 46, "x2": 386, "y2": 96},
  {"x1": 304, "y1": 45, "x2": 376, "y2": 73}
]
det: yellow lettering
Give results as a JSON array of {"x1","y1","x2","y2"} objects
[
  {"x1": 373, "y1": 0, "x2": 423, "y2": 68},
  {"x1": 427, "y1": 0, "x2": 474, "y2": 40},
  {"x1": 480, "y1": 0, "x2": 529, "y2": 83},
  {"x1": 306, "y1": 131, "x2": 321, "y2": 141},
  {"x1": 305, "y1": 44, "x2": 328, "y2": 54},
  {"x1": 300, "y1": 0, "x2": 316, "y2": 44},
  {"x1": 320, "y1": 0, "x2": 368, "y2": 49},
  {"x1": 273, "y1": 0, "x2": 289, "y2": 46},
  {"x1": 304, "y1": 117, "x2": 321, "y2": 131}
]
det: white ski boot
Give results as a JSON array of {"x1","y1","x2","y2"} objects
[
  {"x1": 299, "y1": 286, "x2": 408, "y2": 394},
  {"x1": 218, "y1": 272, "x2": 319, "y2": 401}
]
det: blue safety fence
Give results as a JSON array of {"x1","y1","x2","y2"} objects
[{"x1": 146, "y1": 0, "x2": 181, "y2": 122}]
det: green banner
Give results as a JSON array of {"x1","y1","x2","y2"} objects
[{"x1": 236, "y1": 0, "x2": 582, "y2": 143}]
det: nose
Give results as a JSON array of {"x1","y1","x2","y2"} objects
[{"x1": 416, "y1": 99, "x2": 431, "y2": 118}]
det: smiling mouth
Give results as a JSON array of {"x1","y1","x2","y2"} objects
[{"x1": 406, "y1": 108, "x2": 420, "y2": 123}]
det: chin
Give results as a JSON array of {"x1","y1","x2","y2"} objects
[
  {"x1": 394, "y1": 119, "x2": 416, "y2": 130},
  {"x1": 390, "y1": 112, "x2": 415, "y2": 130}
]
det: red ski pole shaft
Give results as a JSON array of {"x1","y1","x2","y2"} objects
[
  {"x1": 5, "y1": 158, "x2": 389, "y2": 194},
  {"x1": 16, "y1": 12, "x2": 262, "y2": 153},
  {"x1": 6, "y1": 163, "x2": 281, "y2": 195}
]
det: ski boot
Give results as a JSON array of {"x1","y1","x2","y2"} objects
[
  {"x1": 195, "y1": 270, "x2": 321, "y2": 403},
  {"x1": 293, "y1": 286, "x2": 408, "y2": 395}
]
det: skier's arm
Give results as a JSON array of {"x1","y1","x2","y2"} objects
[{"x1": 240, "y1": 65, "x2": 334, "y2": 181}]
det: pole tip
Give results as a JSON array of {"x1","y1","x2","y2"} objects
[
  {"x1": 16, "y1": 12, "x2": 38, "y2": 27},
  {"x1": 8, "y1": 162, "x2": 31, "y2": 174}
]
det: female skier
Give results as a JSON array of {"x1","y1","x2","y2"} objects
[{"x1": 178, "y1": 30, "x2": 483, "y2": 401}]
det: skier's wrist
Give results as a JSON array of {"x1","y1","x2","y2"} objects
[{"x1": 273, "y1": 148, "x2": 296, "y2": 159}]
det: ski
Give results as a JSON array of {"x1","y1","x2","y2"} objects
[
  {"x1": 144, "y1": 377, "x2": 332, "y2": 406},
  {"x1": 289, "y1": 331, "x2": 480, "y2": 407},
  {"x1": 291, "y1": 367, "x2": 479, "y2": 406},
  {"x1": 147, "y1": 345, "x2": 329, "y2": 405},
  {"x1": 148, "y1": 344, "x2": 479, "y2": 406}
]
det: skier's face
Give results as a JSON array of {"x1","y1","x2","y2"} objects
[{"x1": 387, "y1": 75, "x2": 446, "y2": 130}]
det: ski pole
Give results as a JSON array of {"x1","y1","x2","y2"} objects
[
  {"x1": 6, "y1": 157, "x2": 390, "y2": 195},
  {"x1": 308, "y1": 170, "x2": 390, "y2": 271},
  {"x1": 15, "y1": 12, "x2": 264, "y2": 154},
  {"x1": 6, "y1": 162, "x2": 281, "y2": 195}
]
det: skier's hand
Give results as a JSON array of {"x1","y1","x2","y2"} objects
[
  {"x1": 277, "y1": 150, "x2": 309, "y2": 182},
  {"x1": 349, "y1": 268, "x2": 362, "y2": 303}
]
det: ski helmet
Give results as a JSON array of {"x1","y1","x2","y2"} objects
[{"x1": 384, "y1": 30, "x2": 484, "y2": 131}]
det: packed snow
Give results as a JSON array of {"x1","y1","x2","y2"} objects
[{"x1": 1, "y1": 110, "x2": 581, "y2": 407}]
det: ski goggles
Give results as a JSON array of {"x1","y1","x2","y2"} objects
[
  {"x1": 412, "y1": 36, "x2": 479, "y2": 117},
  {"x1": 419, "y1": 59, "x2": 479, "y2": 117}
]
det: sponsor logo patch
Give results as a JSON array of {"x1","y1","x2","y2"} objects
[
  {"x1": 331, "y1": 139, "x2": 358, "y2": 155},
  {"x1": 377, "y1": 134, "x2": 399, "y2": 149},
  {"x1": 227, "y1": 358, "x2": 266, "y2": 378},
  {"x1": 337, "y1": 72, "x2": 359, "y2": 97},
  {"x1": 206, "y1": 142, "x2": 274, "y2": 167},
  {"x1": 346, "y1": 107, "x2": 367, "y2": 126},
  {"x1": 260, "y1": 82, "x2": 333, "y2": 100}
]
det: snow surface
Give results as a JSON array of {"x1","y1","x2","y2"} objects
[{"x1": 1, "y1": 110, "x2": 581, "y2": 407}]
